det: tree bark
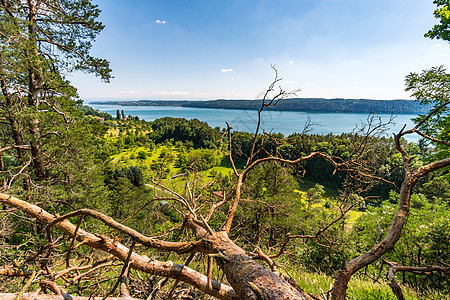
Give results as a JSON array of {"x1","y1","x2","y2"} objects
[
  {"x1": 27, "y1": 0, "x2": 46, "y2": 181},
  {"x1": 187, "y1": 218, "x2": 309, "y2": 300},
  {"x1": 212, "y1": 232, "x2": 307, "y2": 300},
  {"x1": 0, "y1": 293, "x2": 137, "y2": 300}
]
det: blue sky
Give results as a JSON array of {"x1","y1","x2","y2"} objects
[{"x1": 70, "y1": 0, "x2": 450, "y2": 101}]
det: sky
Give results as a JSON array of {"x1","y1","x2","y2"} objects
[{"x1": 69, "y1": 0, "x2": 450, "y2": 101}]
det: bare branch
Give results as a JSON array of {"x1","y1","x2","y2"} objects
[
  {"x1": 384, "y1": 259, "x2": 450, "y2": 300},
  {"x1": 0, "y1": 145, "x2": 31, "y2": 153},
  {"x1": 45, "y1": 209, "x2": 199, "y2": 253},
  {"x1": 225, "y1": 122, "x2": 239, "y2": 177},
  {"x1": 0, "y1": 193, "x2": 239, "y2": 300},
  {"x1": 7, "y1": 157, "x2": 32, "y2": 191},
  {"x1": 104, "y1": 241, "x2": 136, "y2": 299}
]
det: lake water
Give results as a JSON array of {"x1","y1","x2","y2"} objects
[{"x1": 89, "y1": 104, "x2": 419, "y2": 142}]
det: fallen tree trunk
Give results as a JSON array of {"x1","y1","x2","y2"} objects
[
  {"x1": 0, "y1": 293, "x2": 137, "y2": 300},
  {"x1": 186, "y1": 217, "x2": 309, "y2": 300},
  {"x1": 210, "y1": 232, "x2": 309, "y2": 299},
  {"x1": 0, "y1": 193, "x2": 238, "y2": 300},
  {"x1": 0, "y1": 193, "x2": 312, "y2": 299}
]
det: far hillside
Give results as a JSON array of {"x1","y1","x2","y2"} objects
[{"x1": 91, "y1": 98, "x2": 432, "y2": 114}]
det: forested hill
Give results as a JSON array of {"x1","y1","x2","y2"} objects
[{"x1": 91, "y1": 98, "x2": 432, "y2": 114}]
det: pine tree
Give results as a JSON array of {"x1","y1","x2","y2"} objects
[{"x1": 0, "y1": 0, "x2": 111, "y2": 199}]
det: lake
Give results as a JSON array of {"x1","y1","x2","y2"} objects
[{"x1": 89, "y1": 104, "x2": 419, "y2": 142}]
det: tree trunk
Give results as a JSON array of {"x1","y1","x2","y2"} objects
[
  {"x1": 214, "y1": 232, "x2": 308, "y2": 300},
  {"x1": 27, "y1": 0, "x2": 46, "y2": 181},
  {"x1": 187, "y1": 218, "x2": 309, "y2": 300},
  {"x1": 330, "y1": 177, "x2": 414, "y2": 299},
  {"x1": 0, "y1": 293, "x2": 138, "y2": 300}
]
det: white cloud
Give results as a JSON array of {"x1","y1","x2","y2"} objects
[
  {"x1": 155, "y1": 19, "x2": 167, "y2": 24},
  {"x1": 289, "y1": 60, "x2": 294, "y2": 64},
  {"x1": 221, "y1": 68, "x2": 234, "y2": 72},
  {"x1": 284, "y1": 80, "x2": 299, "y2": 84}
]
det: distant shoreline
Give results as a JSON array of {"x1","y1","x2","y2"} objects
[{"x1": 89, "y1": 98, "x2": 431, "y2": 115}]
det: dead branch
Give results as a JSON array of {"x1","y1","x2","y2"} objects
[
  {"x1": 66, "y1": 215, "x2": 84, "y2": 268},
  {"x1": 148, "y1": 180, "x2": 196, "y2": 216},
  {"x1": 254, "y1": 247, "x2": 277, "y2": 273},
  {"x1": 0, "y1": 145, "x2": 31, "y2": 153},
  {"x1": 45, "y1": 209, "x2": 199, "y2": 253},
  {"x1": 0, "y1": 293, "x2": 139, "y2": 300},
  {"x1": 6, "y1": 157, "x2": 32, "y2": 191},
  {"x1": 225, "y1": 122, "x2": 239, "y2": 177},
  {"x1": 121, "y1": 197, "x2": 182, "y2": 223},
  {"x1": 61, "y1": 257, "x2": 115, "y2": 288},
  {"x1": 383, "y1": 259, "x2": 450, "y2": 300},
  {"x1": 0, "y1": 193, "x2": 239, "y2": 300},
  {"x1": 15, "y1": 270, "x2": 37, "y2": 300},
  {"x1": 264, "y1": 195, "x2": 367, "y2": 260},
  {"x1": 0, "y1": 269, "x2": 33, "y2": 277},
  {"x1": 104, "y1": 241, "x2": 135, "y2": 299}
]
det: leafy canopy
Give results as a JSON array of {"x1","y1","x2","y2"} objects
[
  {"x1": 426, "y1": 0, "x2": 450, "y2": 41},
  {"x1": 405, "y1": 66, "x2": 450, "y2": 145}
]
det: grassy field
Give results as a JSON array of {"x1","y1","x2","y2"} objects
[{"x1": 111, "y1": 145, "x2": 363, "y2": 217}]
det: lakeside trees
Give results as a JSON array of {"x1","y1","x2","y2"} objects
[{"x1": 90, "y1": 98, "x2": 433, "y2": 114}]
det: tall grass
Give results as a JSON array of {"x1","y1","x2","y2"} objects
[{"x1": 295, "y1": 272, "x2": 420, "y2": 300}]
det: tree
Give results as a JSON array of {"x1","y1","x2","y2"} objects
[
  {"x1": 330, "y1": 6, "x2": 450, "y2": 297},
  {"x1": 1, "y1": 64, "x2": 449, "y2": 300},
  {"x1": 425, "y1": 0, "x2": 450, "y2": 41},
  {"x1": 306, "y1": 183, "x2": 325, "y2": 209},
  {"x1": 330, "y1": 110, "x2": 450, "y2": 300},
  {"x1": 0, "y1": 0, "x2": 111, "y2": 193}
]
